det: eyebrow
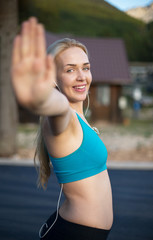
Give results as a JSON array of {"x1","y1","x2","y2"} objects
[{"x1": 64, "y1": 62, "x2": 90, "y2": 67}]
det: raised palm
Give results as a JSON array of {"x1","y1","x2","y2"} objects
[{"x1": 11, "y1": 17, "x2": 55, "y2": 109}]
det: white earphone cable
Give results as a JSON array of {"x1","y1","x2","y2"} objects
[
  {"x1": 39, "y1": 184, "x2": 63, "y2": 238},
  {"x1": 85, "y1": 93, "x2": 90, "y2": 117}
]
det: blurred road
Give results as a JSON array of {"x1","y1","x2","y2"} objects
[{"x1": 0, "y1": 164, "x2": 153, "y2": 240}]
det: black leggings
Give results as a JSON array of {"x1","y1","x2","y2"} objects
[{"x1": 39, "y1": 211, "x2": 110, "y2": 240}]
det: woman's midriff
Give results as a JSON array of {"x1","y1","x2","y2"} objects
[{"x1": 59, "y1": 170, "x2": 113, "y2": 230}]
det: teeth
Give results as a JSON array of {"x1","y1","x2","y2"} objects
[{"x1": 75, "y1": 86, "x2": 85, "y2": 89}]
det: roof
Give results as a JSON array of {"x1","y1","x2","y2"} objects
[{"x1": 45, "y1": 32, "x2": 131, "y2": 85}]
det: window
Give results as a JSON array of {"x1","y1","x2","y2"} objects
[{"x1": 97, "y1": 85, "x2": 110, "y2": 106}]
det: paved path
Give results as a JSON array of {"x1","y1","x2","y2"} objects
[{"x1": 0, "y1": 165, "x2": 153, "y2": 240}]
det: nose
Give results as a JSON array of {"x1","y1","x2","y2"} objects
[{"x1": 76, "y1": 69, "x2": 86, "y2": 81}]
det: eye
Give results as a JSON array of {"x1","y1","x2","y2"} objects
[
  {"x1": 83, "y1": 67, "x2": 90, "y2": 71},
  {"x1": 67, "y1": 69, "x2": 74, "y2": 73}
]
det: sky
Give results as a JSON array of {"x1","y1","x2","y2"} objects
[{"x1": 105, "y1": 0, "x2": 153, "y2": 11}]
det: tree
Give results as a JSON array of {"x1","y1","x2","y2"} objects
[{"x1": 0, "y1": 0, "x2": 18, "y2": 156}]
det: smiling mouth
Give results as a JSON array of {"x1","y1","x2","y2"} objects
[
  {"x1": 73, "y1": 85, "x2": 87, "y2": 92},
  {"x1": 73, "y1": 84, "x2": 86, "y2": 89}
]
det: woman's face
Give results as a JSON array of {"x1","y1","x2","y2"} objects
[{"x1": 56, "y1": 47, "x2": 92, "y2": 103}]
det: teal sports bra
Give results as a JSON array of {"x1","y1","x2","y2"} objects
[{"x1": 49, "y1": 113, "x2": 108, "y2": 184}]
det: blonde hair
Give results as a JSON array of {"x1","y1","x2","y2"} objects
[{"x1": 34, "y1": 38, "x2": 88, "y2": 189}]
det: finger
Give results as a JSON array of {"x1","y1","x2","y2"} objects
[
  {"x1": 45, "y1": 55, "x2": 56, "y2": 84},
  {"x1": 46, "y1": 55, "x2": 56, "y2": 77},
  {"x1": 29, "y1": 17, "x2": 37, "y2": 55},
  {"x1": 12, "y1": 35, "x2": 21, "y2": 66},
  {"x1": 35, "y1": 24, "x2": 46, "y2": 58},
  {"x1": 46, "y1": 55, "x2": 54, "y2": 69},
  {"x1": 29, "y1": 16, "x2": 38, "y2": 23},
  {"x1": 21, "y1": 21, "x2": 30, "y2": 57}
]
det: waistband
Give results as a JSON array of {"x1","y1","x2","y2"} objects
[
  {"x1": 40, "y1": 211, "x2": 111, "y2": 240},
  {"x1": 57, "y1": 212, "x2": 111, "y2": 239}
]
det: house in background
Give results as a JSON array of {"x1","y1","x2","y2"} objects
[{"x1": 46, "y1": 33, "x2": 131, "y2": 122}]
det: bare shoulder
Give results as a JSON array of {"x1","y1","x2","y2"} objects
[{"x1": 42, "y1": 109, "x2": 82, "y2": 158}]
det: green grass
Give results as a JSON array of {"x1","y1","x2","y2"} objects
[
  {"x1": 122, "y1": 119, "x2": 153, "y2": 137},
  {"x1": 18, "y1": 124, "x2": 38, "y2": 134},
  {"x1": 17, "y1": 115, "x2": 153, "y2": 138},
  {"x1": 98, "y1": 118, "x2": 153, "y2": 138}
]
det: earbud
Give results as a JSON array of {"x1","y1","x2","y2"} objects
[
  {"x1": 54, "y1": 81, "x2": 58, "y2": 87},
  {"x1": 54, "y1": 81, "x2": 61, "y2": 92}
]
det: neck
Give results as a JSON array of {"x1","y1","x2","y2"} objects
[{"x1": 69, "y1": 101, "x2": 84, "y2": 115}]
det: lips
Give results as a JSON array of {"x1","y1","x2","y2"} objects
[{"x1": 73, "y1": 84, "x2": 86, "y2": 92}]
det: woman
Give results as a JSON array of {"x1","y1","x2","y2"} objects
[{"x1": 11, "y1": 17, "x2": 113, "y2": 240}]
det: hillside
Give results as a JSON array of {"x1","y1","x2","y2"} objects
[
  {"x1": 126, "y1": 2, "x2": 153, "y2": 23},
  {"x1": 19, "y1": 0, "x2": 153, "y2": 61}
]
